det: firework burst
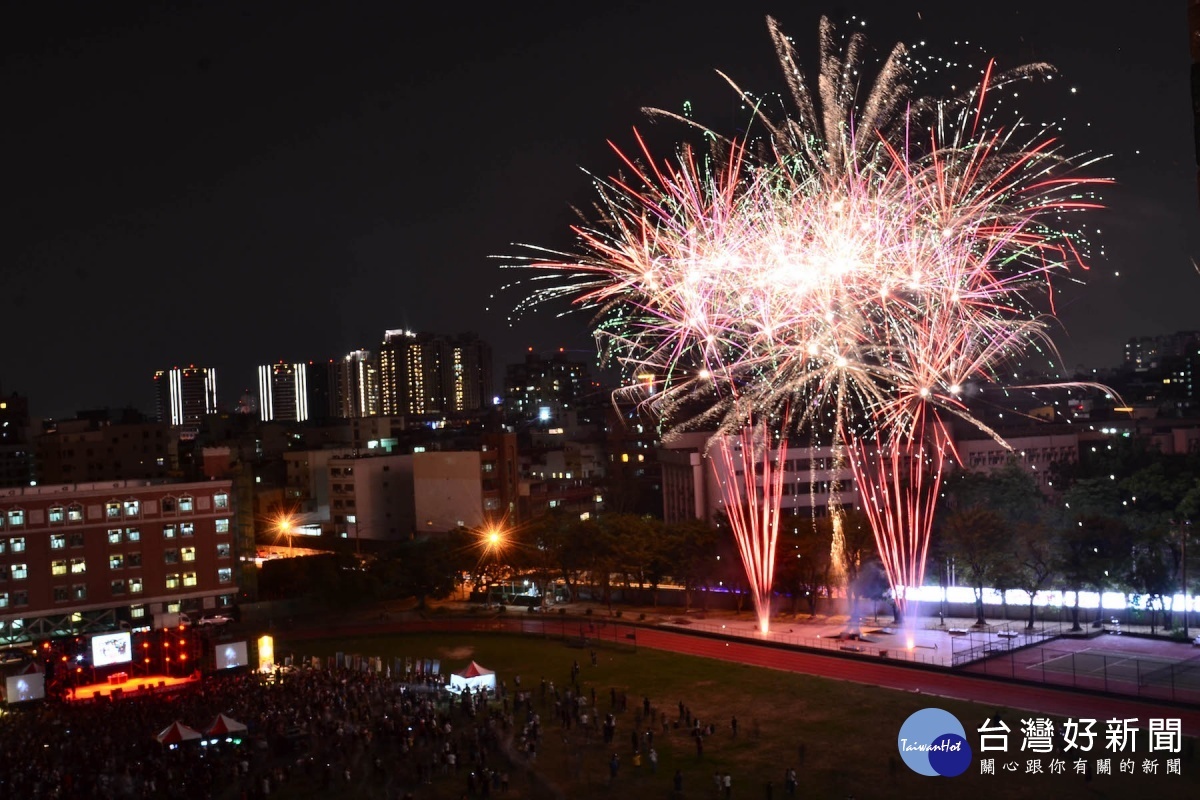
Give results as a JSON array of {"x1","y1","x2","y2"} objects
[{"x1": 509, "y1": 15, "x2": 1108, "y2": 633}]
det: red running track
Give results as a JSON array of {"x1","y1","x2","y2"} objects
[{"x1": 281, "y1": 616, "x2": 1200, "y2": 737}]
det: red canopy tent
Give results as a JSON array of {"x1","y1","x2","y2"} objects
[
  {"x1": 206, "y1": 713, "x2": 248, "y2": 736},
  {"x1": 449, "y1": 661, "x2": 496, "y2": 694},
  {"x1": 155, "y1": 721, "x2": 203, "y2": 745}
]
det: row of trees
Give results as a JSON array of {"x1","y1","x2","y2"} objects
[
  {"x1": 258, "y1": 435, "x2": 1198, "y2": 637},
  {"x1": 936, "y1": 436, "x2": 1200, "y2": 633}
]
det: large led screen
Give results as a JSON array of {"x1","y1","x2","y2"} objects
[
  {"x1": 91, "y1": 632, "x2": 133, "y2": 668},
  {"x1": 6, "y1": 672, "x2": 45, "y2": 703},
  {"x1": 217, "y1": 641, "x2": 248, "y2": 670}
]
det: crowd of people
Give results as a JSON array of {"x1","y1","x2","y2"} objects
[
  {"x1": 0, "y1": 663, "x2": 521, "y2": 799},
  {"x1": 1, "y1": 642, "x2": 805, "y2": 799}
]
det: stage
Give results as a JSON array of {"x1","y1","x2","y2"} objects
[{"x1": 69, "y1": 672, "x2": 200, "y2": 702}]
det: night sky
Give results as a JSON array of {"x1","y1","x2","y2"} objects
[{"x1": 5, "y1": 1, "x2": 1198, "y2": 420}]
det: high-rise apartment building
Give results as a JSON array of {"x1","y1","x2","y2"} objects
[
  {"x1": 378, "y1": 331, "x2": 493, "y2": 416},
  {"x1": 304, "y1": 359, "x2": 339, "y2": 422},
  {"x1": 0, "y1": 392, "x2": 35, "y2": 488},
  {"x1": 504, "y1": 349, "x2": 592, "y2": 424},
  {"x1": 1124, "y1": 332, "x2": 1200, "y2": 372},
  {"x1": 153, "y1": 367, "x2": 217, "y2": 428},
  {"x1": 446, "y1": 334, "x2": 492, "y2": 413},
  {"x1": 257, "y1": 361, "x2": 310, "y2": 422},
  {"x1": 337, "y1": 350, "x2": 379, "y2": 419}
]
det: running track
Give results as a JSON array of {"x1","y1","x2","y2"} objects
[{"x1": 279, "y1": 616, "x2": 1200, "y2": 737}]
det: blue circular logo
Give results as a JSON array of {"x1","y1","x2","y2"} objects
[{"x1": 897, "y1": 708, "x2": 972, "y2": 777}]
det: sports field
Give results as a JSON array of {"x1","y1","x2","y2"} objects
[{"x1": 264, "y1": 625, "x2": 1200, "y2": 800}]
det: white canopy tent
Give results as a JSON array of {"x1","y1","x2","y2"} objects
[{"x1": 448, "y1": 661, "x2": 496, "y2": 695}]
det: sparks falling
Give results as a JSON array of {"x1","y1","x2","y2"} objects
[{"x1": 510, "y1": 15, "x2": 1108, "y2": 633}]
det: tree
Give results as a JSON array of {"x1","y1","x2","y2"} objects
[
  {"x1": 1055, "y1": 514, "x2": 1126, "y2": 632},
  {"x1": 668, "y1": 518, "x2": 720, "y2": 611},
  {"x1": 1010, "y1": 522, "x2": 1057, "y2": 630},
  {"x1": 1124, "y1": 527, "x2": 1177, "y2": 634},
  {"x1": 939, "y1": 507, "x2": 1008, "y2": 625},
  {"x1": 387, "y1": 533, "x2": 463, "y2": 609},
  {"x1": 600, "y1": 514, "x2": 655, "y2": 604},
  {"x1": 774, "y1": 519, "x2": 833, "y2": 617},
  {"x1": 834, "y1": 508, "x2": 877, "y2": 624}
]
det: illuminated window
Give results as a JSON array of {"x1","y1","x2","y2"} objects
[
  {"x1": 621, "y1": 454, "x2": 629, "y2": 463},
  {"x1": 125, "y1": 528, "x2": 140, "y2": 543},
  {"x1": 178, "y1": 496, "x2": 194, "y2": 513},
  {"x1": 105, "y1": 503, "x2": 121, "y2": 519},
  {"x1": 0, "y1": 540, "x2": 5, "y2": 555},
  {"x1": 48, "y1": 506, "x2": 65, "y2": 524},
  {"x1": 0, "y1": 592, "x2": 7, "y2": 608},
  {"x1": 181, "y1": 547, "x2": 196, "y2": 562},
  {"x1": 10, "y1": 537, "x2": 25, "y2": 553},
  {"x1": 107, "y1": 529, "x2": 122, "y2": 545},
  {"x1": 129, "y1": 578, "x2": 144, "y2": 594},
  {"x1": 215, "y1": 519, "x2": 230, "y2": 534},
  {"x1": 51, "y1": 560, "x2": 68, "y2": 576},
  {"x1": 182, "y1": 572, "x2": 198, "y2": 587},
  {"x1": 109, "y1": 553, "x2": 124, "y2": 570},
  {"x1": 7, "y1": 510, "x2": 24, "y2": 527},
  {"x1": 70, "y1": 558, "x2": 86, "y2": 574},
  {"x1": 163, "y1": 525, "x2": 176, "y2": 539},
  {"x1": 130, "y1": 604, "x2": 145, "y2": 617},
  {"x1": 216, "y1": 543, "x2": 231, "y2": 558},
  {"x1": 124, "y1": 500, "x2": 140, "y2": 517},
  {"x1": 214, "y1": 493, "x2": 229, "y2": 510},
  {"x1": 51, "y1": 534, "x2": 66, "y2": 549},
  {"x1": 181, "y1": 522, "x2": 194, "y2": 537},
  {"x1": 11, "y1": 564, "x2": 28, "y2": 580},
  {"x1": 165, "y1": 573, "x2": 181, "y2": 590},
  {"x1": 73, "y1": 584, "x2": 86, "y2": 601},
  {"x1": 218, "y1": 568, "x2": 232, "y2": 584},
  {"x1": 68, "y1": 504, "x2": 83, "y2": 522}
]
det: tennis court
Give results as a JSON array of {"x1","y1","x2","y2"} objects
[{"x1": 962, "y1": 632, "x2": 1200, "y2": 704}]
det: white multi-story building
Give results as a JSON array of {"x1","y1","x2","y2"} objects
[{"x1": 660, "y1": 432, "x2": 860, "y2": 528}]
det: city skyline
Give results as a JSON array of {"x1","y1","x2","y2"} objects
[{"x1": 5, "y1": 1, "x2": 1198, "y2": 419}]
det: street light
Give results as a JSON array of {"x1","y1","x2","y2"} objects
[
  {"x1": 273, "y1": 512, "x2": 296, "y2": 557},
  {"x1": 476, "y1": 523, "x2": 510, "y2": 604}
]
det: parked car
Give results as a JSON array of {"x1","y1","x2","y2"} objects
[{"x1": 197, "y1": 614, "x2": 232, "y2": 627}]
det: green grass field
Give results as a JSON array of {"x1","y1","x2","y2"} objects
[{"x1": 269, "y1": 630, "x2": 1200, "y2": 799}]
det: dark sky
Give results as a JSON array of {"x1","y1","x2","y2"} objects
[{"x1": 4, "y1": 1, "x2": 1197, "y2": 420}]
